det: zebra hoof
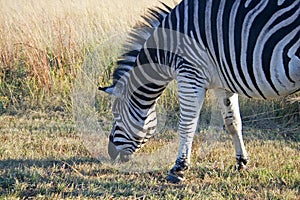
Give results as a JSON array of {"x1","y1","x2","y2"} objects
[
  {"x1": 236, "y1": 157, "x2": 249, "y2": 171},
  {"x1": 166, "y1": 157, "x2": 189, "y2": 183},
  {"x1": 166, "y1": 171, "x2": 185, "y2": 183},
  {"x1": 236, "y1": 162, "x2": 248, "y2": 171}
]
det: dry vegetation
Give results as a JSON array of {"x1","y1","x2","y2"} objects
[
  {"x1": 0, "y1": 0, "x2": 299, "y2": 199},
  {"x1": 0, "y1": 115, "x2": 299, "y2": 199},
  {"x1": 0, "y1": 0, "x2": 178, "y2": 113}
]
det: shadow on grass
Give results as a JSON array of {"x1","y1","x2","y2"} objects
[
  {"x1": 0, "y1": 157, "x2": 171, "y2": 198},
  {"x1": 0, "y1": 155, "x2": 299, "y2": 199}
]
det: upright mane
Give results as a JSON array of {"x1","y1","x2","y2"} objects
[{"x1": 112, "y1": 3, "x2": 172, "y2": 84}]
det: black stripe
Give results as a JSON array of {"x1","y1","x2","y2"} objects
[
  {"x1": 127, "y1": 104, "x2": 145, "y2": 121},
  {"x1": 281, "y1": 30, "x2": 299, "y2": 84},
  {"x1": 132, "y1": 90, "x2": 161, "y2": 102},
  {"x1": 138, "y1": 83, "x2": 166, "y2": 95},
  {"x1": 169, "y1": 5, "x2": 179, "y2": 32},
  {"x1": 180, "y1": 111, "x2": 197, "y2": 119},
  {"x1": 234, "y1": 2, "x2": 260, "y2": 97},
  {"x1": 114, "y1": 140, "x2": 138, "y2": 148},
  {"x1": 222, "y1": 1, "x2": 252, "y2": 97},
  {"x1": 187, "y1": 0, "x2": 199, "y2": 43},
  {"x1": 269, "y1": 2, "x2": 299, "y2": 29},
  {"x1": 145, "y1": 115, "x2": 157, "y2": 126},
  {"x1": 177, "y1": 3, "x2": 185, "y2": 34},
  {"x1": 198, "y1": 0, "x2": 208, "y2": 47},
  {"x1": 210, "y1": 1, "x2": 221, "y2": 65},
  {"x1": 246, "y1": 2, "x2": 275, "y2": 98},
  {"x1": 117, "y1": 60, "x2": 135, "y2": 66},
  {"x1": 130, "y1": 94, "x2": 156, "y2": 110},
  {"x1": 199, "y1": 1, "x2": 236, "y2": 92},
  {"x1": 262, "y1": 19, "x2": 299, "y2": 95}
]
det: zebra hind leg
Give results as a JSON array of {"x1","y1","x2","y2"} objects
[
  {"x1": 214, "y1": 89, "x2": 249, "y2": 171},
  {"x1": 236, "y1": 156, "x2": 249, "y2": 171}
]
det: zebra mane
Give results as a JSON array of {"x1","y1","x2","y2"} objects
[{"x1": 112, "y1": 3, "x2": 172, "y2": 84}]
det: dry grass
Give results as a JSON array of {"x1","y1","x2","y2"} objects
[
  {"x1": 0, "y1": 115, "x2": 299, "y2": 199},
  {"x1": 0, "y1": 0, "x2": 178, "y2": 113},
  {"x1": 0, "y1": 0, "x2": 298, "y2": 116}
]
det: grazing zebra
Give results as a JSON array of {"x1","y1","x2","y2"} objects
[{"x1": 99, "y1": 0, "x2": 300, "y2": 183}]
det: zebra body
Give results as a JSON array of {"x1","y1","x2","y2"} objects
[{"x1": 99, "y1": 0, "x2": 300, "y2": 182}]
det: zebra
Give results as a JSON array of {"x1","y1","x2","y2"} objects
[{"x1": 99, "y1": 0, "x2": 300, "y2": 183}]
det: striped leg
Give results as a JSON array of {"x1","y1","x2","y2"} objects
[
  {"x1": 167, "y1": 73, "x2": 206, "y2": 183},
  {"x1": 214, "y1": 89, "x2": 249, "y2": 170}
]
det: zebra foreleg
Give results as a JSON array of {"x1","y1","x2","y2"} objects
[
  {"x1": 167, "y1": 78, "x2": 206, "y2": 183},
  {"x1": 214, "y1": 89, "x2": 249, "y2": 171}
]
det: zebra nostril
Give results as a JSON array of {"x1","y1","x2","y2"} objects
[{"x1": 108, "y1": 141, "x2": 119, "y2": 161}]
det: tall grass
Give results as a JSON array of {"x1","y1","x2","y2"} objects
[{"x1": 0, "y1": 0, "x2": 177, "y2": 114}]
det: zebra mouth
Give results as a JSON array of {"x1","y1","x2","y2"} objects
[
  {"x1": 108, "y1": 141, "x2": 132, "y2": 162},
  {"x1": 108, "y1": 140, "x2": 119, "y2": 161}
]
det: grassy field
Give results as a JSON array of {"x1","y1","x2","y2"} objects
[
  {"x1": 0, "y1": 114, "x2": 299, "y2": 199},
  {"x1": 0, "y1": 0, "x2": 299, "y2": 199}
]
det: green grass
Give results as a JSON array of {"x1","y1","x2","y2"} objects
[{"x1": 0, "y1": 114, "x2": 299, "y2": 199}]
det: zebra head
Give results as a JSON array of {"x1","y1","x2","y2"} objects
[
  {"x1": 97, "y1": 3, "x2": 173, "y2": 163},
  {"x1": 99, "y1": 80, "x2": 162, "y2": 162},
  {"x1": 99, "y1": 84, "x2": 127, "y2": 162},
  {"x1": 99, "y1": 84, "x2": 131, "y2": 162}
]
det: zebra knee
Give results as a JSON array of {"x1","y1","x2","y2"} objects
[
  {"x1": 221, "y1": 97, "x2": 241, "y2": 135},
  {"x1": 224, "y1": 116, "x2": 240, "y2": 135}
]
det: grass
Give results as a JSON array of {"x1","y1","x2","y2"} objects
[
  {"x1": 0, "y1": 0, "x2": 177, "y2": 114},
  {"x1": 0, "y1": 0, "x2": 299, "y2": 199},
  {"x1": 0, "y1": 114, "x2": 299, "y2": 199},
  {"x1": 0, "y1": 0, "x2": 298, "y2": 114}
]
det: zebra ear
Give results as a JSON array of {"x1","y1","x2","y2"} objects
[{"x1": 99, "y1": 84, "x2": 123, "y2": 97}]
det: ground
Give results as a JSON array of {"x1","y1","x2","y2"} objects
[{"x1": 0, "y1": 113, "x2": 299, "y2": 199}]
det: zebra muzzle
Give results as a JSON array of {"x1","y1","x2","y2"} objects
[
  {"x1": 108, "y1": 141, "x2": 132, "y2": 162},
  {"x1": 108, "y1": 140, "x2": 119, "y2": 161}
]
